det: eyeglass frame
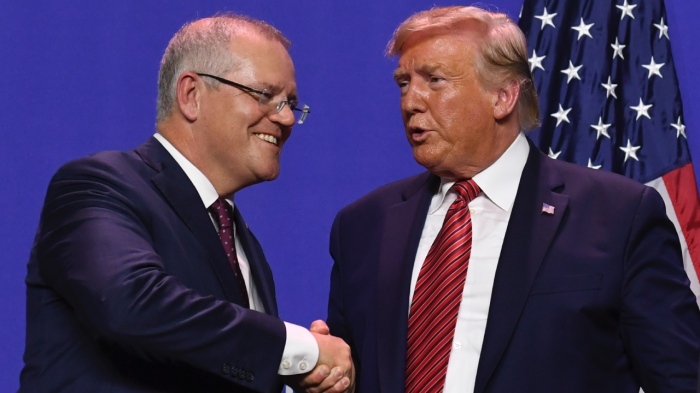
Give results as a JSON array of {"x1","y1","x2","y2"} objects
[{"x1": 196, "y1": 73, "x2": 310, "y2": 125}]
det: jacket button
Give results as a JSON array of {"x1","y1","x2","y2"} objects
[
  {"x1": 246, "y1": 371, "x2": 255, "y2": 381},
  {"x1": 221, "y1": 364, "x2": 231, "y2": 375}
]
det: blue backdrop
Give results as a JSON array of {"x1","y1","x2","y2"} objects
[{"x1": 2, "y1": 1, "x2": 698, "y2": 390}]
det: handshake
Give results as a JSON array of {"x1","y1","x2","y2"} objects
[{"x1": 285, "y1": 320, "x2": 355, "y2": 393}]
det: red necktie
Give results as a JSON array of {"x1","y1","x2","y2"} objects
[
  {"x1": 209, "y1": 198, "x2": 250, "y2": 308},
  {"x1": 405, "y1": 179, "x2": 480, "y2": 392}
]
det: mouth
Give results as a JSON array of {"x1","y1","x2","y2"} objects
[
  {"x1": 408, "y1": 127, "x2": 430, "y2": 142},
  {"x1": 254, "y1": 133, "x2": 279, "y2": 146}
]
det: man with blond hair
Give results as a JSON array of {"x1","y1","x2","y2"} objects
[
  {"x1": 326, "y1": 6, "x2": 700, "y2": 393},
  {"x1": 21, "y1": 13, "x2": 353, "y2": 393}
]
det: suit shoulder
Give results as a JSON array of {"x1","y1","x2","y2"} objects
[
  {"x1": 56, "y1": 148, "x2": 139, "y2": 177},
  {"x1": 45, "y1": 147, "x2": 152, "y2": 206},
  {"x1": 48, "y1": 145, "x2": 157, "y2": 194},
  {"x1": 547, "y1": 157, "x2": 649, "y2": 196},
  {"x1": 338, "y1": 172, "x2": 433, "y2": 214},
  {"x1": 548, "y1": 159, "x2": 665, "y2": 214}
]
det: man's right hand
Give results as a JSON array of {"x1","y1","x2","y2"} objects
[{"x1": 285, "y1": 320, "x2": 355, "y2": 393}]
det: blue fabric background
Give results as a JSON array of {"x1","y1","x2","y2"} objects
[{"x1": 1, "y1": 1, "x2": 698, "y2": 389}]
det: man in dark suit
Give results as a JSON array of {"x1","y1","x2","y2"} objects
[
  {"x1": 325, "y1": 6, "x2": 700, "y2": 393},
  {"x1": 20, "y1": 14, "x2": 353, "y2": 393}
]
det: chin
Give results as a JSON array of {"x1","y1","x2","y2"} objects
[
  {"x1": 412, "y1": 150, "x2": 437, "y2": 170},
  {"x1": 252, "y1": 159, "x2": 281, "y2": 181},
  {"x1": 259, "y1": 168, "x2": 281, "y2": 182},
  {"x1": 413, "y1": 154, "x2": 453, "y2": 177}
]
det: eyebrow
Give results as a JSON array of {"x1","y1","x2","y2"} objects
[
  {"x1": 257, "y1": 82, "x2": 298, "y2": 100},
  {"x1": 256, "y1": 82, "x2": 279, "y2": 94},
  {"x1": 393, "y1": 63, "x2": 445, "y2": 81},
  {"x1": 393, "y1": 69, "x2": 408, "y2": 81}
]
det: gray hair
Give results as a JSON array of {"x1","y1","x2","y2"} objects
[
  {"x1": 156, "y1": 13, "x2": 291, "y2": 122},
  {"x1": 386, "y1": 6, "x2": 540, "y2": 131}
]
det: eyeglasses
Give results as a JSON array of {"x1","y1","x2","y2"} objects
[{"x1": 196, "y1": 73, "x2": 310, "y2": 125}]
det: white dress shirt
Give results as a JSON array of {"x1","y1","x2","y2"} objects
[
  {"x1": 154, "y1": 133, "x2": 318, "y2": 375},
  {"x1": 409, "y1": 133, "x2": 529, "y2": 392}
]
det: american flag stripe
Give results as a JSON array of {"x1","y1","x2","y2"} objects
[{"x1": 648, "y1": 170, "x2": 700, "y2": 296}]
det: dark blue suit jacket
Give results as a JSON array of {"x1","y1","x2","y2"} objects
[
  {"x1": 21, "y1": 137, "x2": 286, "y2": 392},
  {"x1": 327, "y1": 140, "x2": 700, "y2": 392}
]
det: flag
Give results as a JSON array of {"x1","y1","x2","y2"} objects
[
  {"x1": 518, "y1": 0, "x2": 700, "y2": 303},
  {"x1": 541, "y1": 203, "x2": 555, "y2": 215}
]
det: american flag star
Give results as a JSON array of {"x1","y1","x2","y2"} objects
[{"x1": 519, "y1": 0, "x2": 700, "y2": 302}]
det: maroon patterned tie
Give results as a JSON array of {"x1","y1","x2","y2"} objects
[
  {"x1": 405, "y1": 179, "x2": 480, "y2": 392},
  {"x1": 209, "y1": 198, "x2": 250, "y2": 308}
]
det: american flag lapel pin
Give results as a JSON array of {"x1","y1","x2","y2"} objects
[{"x1": 541, "y1": 203, "x2": 555, "y2": 215}]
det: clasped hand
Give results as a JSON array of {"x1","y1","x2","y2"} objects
[{"x1": 284, "y1": 320, "x2": 355, "y2": 393}]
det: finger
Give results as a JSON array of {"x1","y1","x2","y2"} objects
[
  {"x1": 313, "y1": 367, "x2": 345, "y2": 392},
  {"x1": 296, "y1": 365, "x2": 330, "y2": 389},
  {"x1": 321, "y1": 376, "x2": 351, "y2": 393},
  {"x1": 309, "y1": 319, "x2": 330, "y2": 335}
]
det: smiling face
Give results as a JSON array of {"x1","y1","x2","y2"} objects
[
  {"x1": 194, "y1": 32, "x2": 297, "y2": 194},
  {"x1": 394, "y1": 32, "x2": 516, "y2": 180}
]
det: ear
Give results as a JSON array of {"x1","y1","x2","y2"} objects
[
  {"x1": 176, "y1": 72, "x2": 201, "y2": 122},
  {"x1": 493, "y1": 79, "x2": 520, "y2": 120}
]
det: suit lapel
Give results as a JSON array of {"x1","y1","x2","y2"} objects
[
  {"x1": 233, "y1": 207, "x2": 279, "y2": 316},
  {"x1": 135, "y1": 137, "x2": 244, "y2": 304},
  {"x1": 376, "y1": 173, "x2": 438, "y2": 393},
  {"x1": 474, "y1": 142, "x2": 569, "y2": 393}
]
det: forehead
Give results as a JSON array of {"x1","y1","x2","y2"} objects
[
  {"x1": 227, "y1": 33, "x2": 296, "y2": 91},
  {"x1": 395, "y1": 33, "x2": 479, "y2": 76}
]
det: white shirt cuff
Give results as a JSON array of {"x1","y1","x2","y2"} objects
[{"x1": 278, "y1": 322, "x2": 319, "y2": 375}]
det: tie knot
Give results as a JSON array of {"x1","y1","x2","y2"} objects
[
  {"x1": 209, "y1": 198, "x2": 234, "y2": 229},
  {"x1": 451, "y1": 179, "x2": 480, "y2": 204}
]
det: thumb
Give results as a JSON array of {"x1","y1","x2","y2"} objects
[{"x1": 309, "y1": 319, "x2": 330, "y2": 335}]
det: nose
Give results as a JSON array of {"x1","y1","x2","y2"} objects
[
  {"x1": 270, "y1": 101, "x2": 296, "y2": 127},
  {"x1": 401, "y1": 83, "x2": 427, "y2": 114}
]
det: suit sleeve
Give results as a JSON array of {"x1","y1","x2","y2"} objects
[
  {"x1": 620, "y1": 186, "x2": 700, "y2": 392},
  {"x1": 327, "y1": 211, "x2": 352, "y2": 346},
  {"x1": 37, "y1": 158, "x2": 286, "y2": 392}
]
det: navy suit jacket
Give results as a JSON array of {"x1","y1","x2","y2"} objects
[
  {"x1": 327, "y1": 139, "x2": 700, "y2": 392},
  {"x1": 21, "y1": 137, "x2": 286, "y2": 392}
]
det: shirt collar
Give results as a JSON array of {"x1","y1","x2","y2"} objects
[
  {"x1": 433, "y1": 132, "x2": 529, "y2": 213},
  {"x1": 153, "y1": 133, "x2": 229, "y2": 209}
]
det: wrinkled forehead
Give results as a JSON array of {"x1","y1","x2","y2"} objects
[
  {"x1": 227, "y1": 34, "x2": 297, "y2": 94},
  {"x1": 395, "y1": 32, "x2": 480, "y2": 75}
]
